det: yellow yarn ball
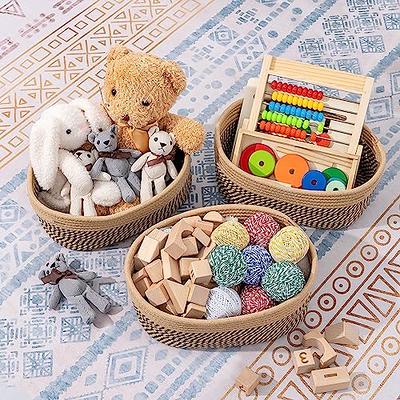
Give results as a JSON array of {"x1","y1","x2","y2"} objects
[
  {"x1": 211, "y1": 221, "x2": 250, "y2": 250},
  {"x1": 269, "y1": 226, "x2": 309, "y2": 263}
]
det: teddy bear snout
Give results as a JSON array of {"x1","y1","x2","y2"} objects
[
  {"x1": 104, "y1": 140, "x2": 110, "y2": 146},
  {"x1": 160, "y1": 142, "x2": 167, "y2": 148}
]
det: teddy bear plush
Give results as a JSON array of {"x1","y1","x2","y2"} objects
[
  {"x1": 88, "y1": 125, "x2": 141, "y2": 203},
  {"x1": 131, "y1": 126, "x2": 178, "y2": 203},
  {"x1": 102, "y1": 45, "x2": 205, "y2": 155}
]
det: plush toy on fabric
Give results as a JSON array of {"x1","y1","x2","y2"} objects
[
  {"x1": 89, "y1": 124, "x2": 141, "y2": 203},
  {"x1": 130, "y1": 126, "x2": 178, "y2": 203},
  {"x1": 102, "y1": 45, "x2": 205, "y2": 155},
  {"x1": 38, "y1": 253, "x2": 111, "y2": 324}
]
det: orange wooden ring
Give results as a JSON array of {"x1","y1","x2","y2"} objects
[{"x1": 274, "y1": 154, "x2": 309, "y2": 188}]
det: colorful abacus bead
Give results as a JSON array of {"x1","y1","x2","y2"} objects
[{"x1": 269, "y1": 81, "x2": 324, "y2": 100}]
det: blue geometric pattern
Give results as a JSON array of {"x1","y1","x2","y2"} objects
[{"x1": 0, "y1": 0, "x2": 399, "y2": 399}]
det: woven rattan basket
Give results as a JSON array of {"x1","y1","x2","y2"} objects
[
  {"x1": 125, "y1": 204, "x2": 317, "y2": 349},
  {"x1": 215, "y1": 100, "x2": 386, "y2": 229},
  {"x1": 27, "y1": 152, "x2": 191, "y2": 251}
]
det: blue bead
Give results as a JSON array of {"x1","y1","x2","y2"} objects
[
  {"x1": 318, "y1": 113, "x2": 324, "y2": 121},
  {"x1": 280, "y1": 103, "x2": 286, "y2": 113},
  {"x1": 295, "y1": 108, "x2": 301, "y2": 117},
  {"x1": 269, "y1": 101, "x2": 275, "y2": 111},
  {"x1": 300, "y1": 109, "x2": 306, "y2": 118},
  {"x1": 312, "y1": 112, "x2": 319, "y2": 120},
  {"x1": 290, "y1": 106, "x2": 297, "y2": 116},
  {"x1": 306, "y1": 110, "x2": 312, "y2": 119}
]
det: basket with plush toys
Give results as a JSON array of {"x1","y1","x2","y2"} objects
[
  {"x1": 27, "y1": 45, "x2": 205, "y2": 250},
  {"x1": 125, "y1": 204, "x2": 317, "y2": 349}
]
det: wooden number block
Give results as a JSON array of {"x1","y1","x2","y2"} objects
[
  {"x1": 292, "y1": 349, "x2": 318, "y2": 375},
  {"x1": 162, "y1": 279, "x2": 189, "y2": 314},
  {"x1": 134, "y1": 255, "x2": 148, "y2": 270},
  {"x1": 325, "y1": 321, "x2": 360, "y2": 348},
  {"x1": 161, "y1": 250, "x2": 181, "y2": 283},
  {"x1": 193, "y1": 227, "x2": 211, "y2": 247},
  {"x1": 203, "y1": 211, "x2": 225, "y2": 225},
  {"x1": 188, "y1": 284, "x2": 210, "y2": 306},
  {"x1": 198, "y1": 241, "x2": 216, "y2": 260},
  {"x1": 234, "y1": 367, "x2": 261, "y2": 396},
  {"x1": 303, "y1": 329, "x2": 337, "y2": 368},
  {"x1": 194, "y1": 220, "x2": 214, "y2": 236},
  {"x1": 164, "y1": 220, "x2": 194, "y2": 259},
  {"x1": 147, "y1": 228, "x2": 169, "y2": 248},
  {"x1": 137, "y1": 236, "x2": 160, "y2": 264},
  {"x1": 184, "y1": 303, "x2": 206, "y2": 319},
  {"x1": 179, "y1": 257, "x2": 198, "y2": 281},
  {"x1": 183, "y1": 216, "x2": 202, "y2": 228},
  {"x1": 310, "y1": 366, "x2": 350, "y2": 394},
  {"x1": 159, "y1": 300, "x2": 178, "y2": 315},
  {"x1": 190, "y1": 259, "x2": 212, "y2": 285},
  {"x1": 132, "y1": 268, "x2": 148, "y2": 282},
  {"x1": 145, "y1": 282, "x2": 169, "y2": 306},
  {"x1": 182, "y1": 236, "x2": 199, "y2": 257},
  {"x1": 145, "y1": 259, "x2": 163, "y2": 283},
  {"x1": 135, "y1": 277, "x2": 151, "y2": 297}
]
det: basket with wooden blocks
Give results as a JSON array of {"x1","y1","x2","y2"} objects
[{"x1": 124, "y1": 204, "x2": 317, "y2": 348}]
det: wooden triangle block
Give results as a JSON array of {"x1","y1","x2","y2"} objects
[
  {"x1": 325, "y1": 321, "x2": 360, "y2": 347},
  {"x1": 162, "y1": 280, "x2": 189, "y2": 314},
  {"x1": 203, "y1": 211, "x2": 225, "y2": 224}
]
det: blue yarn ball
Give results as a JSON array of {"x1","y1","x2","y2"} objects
[{"x1": 242, "y1": 245, "x2": 274, "y2": 285}]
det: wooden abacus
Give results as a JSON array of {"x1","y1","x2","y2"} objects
[{"x1": 232, "y1": 55, "x2": 374, "y2": 189}]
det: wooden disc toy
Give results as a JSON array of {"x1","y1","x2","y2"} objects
[
  {"x1": 274, "y1": 154, "x2": 309, "y2": 188},
  {"x1": 239, "y1": 143, "x2": 276, "y2": 174},
  {"x1": 248, "y1": 150, "x2": 276, "y2": 177},
  {"x1": 301, "y1": 170, "x2": 327, "y2": 191},
  {"x1": 326, "y1": 177, "x2": 346, "y2": 192},
  {"x1": 323, "y1": 167, "x2": 348, "y2": 185}
]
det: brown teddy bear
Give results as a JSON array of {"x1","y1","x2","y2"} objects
[{"x1": 102, "y1": 45, "x2": 205, "y2": 155}]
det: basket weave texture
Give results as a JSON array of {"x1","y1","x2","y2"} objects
[
  {"x1": 125, "y1": 204, "x2": 317, "y2": 349},
  {"x1": 27, "y1": 154, "x2": 191, "y2": 251},
  {"x1": 215, "y1": 100, "x2": 386, "y2": 229}
]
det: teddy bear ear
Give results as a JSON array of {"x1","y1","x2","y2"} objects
[
  {"x1": 107, "y1": 45, "x2": 130, "y2": 63},
  {"x1": 148, "y1": 126, "x2": 159, "y2": 137},
  {"x1": 162, "y1": 60, "x2": 186, "y2": 96},
  {"x1": 88, "y1": 132, "x2": 97, "y2": 144}
]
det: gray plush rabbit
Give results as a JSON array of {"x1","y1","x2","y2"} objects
[{"x1": 39, "y1": 253, "x2": 111, "y2": 324}]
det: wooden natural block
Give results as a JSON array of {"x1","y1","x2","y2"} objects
[
  {"x1": 194, "y1": 220, "x2": 214, "y2": 236},
  {"x1": 135, "y1": 277, "x2": 151, "y2": 297},
  {"x1": 161, "y1": 250, "x2": 181, "y2": 283},
  {"x1": 145, "y1": 282, "x2": 169, "y2": 306},
  {"x1": 184, "y1": 303, "x2": 206, "y2": 319},
  {"x1": 183, "y1": 215, "x2": 202, "y2": 228},
  {"x1": 325, "y1": 321, "x2": 360, "y2": 347},
  {"x1": 132, "y1": 268, "x2": 148, "y2": 282},
  {"x1": 182, "y1": 236, "x2": 198, "y2": 257},
  {"x1": 188, "y1": 284, "x2": 210, "y2": 306},
  {"x1": 234, "y1": 367, "x2": 261, "y2": 396},
  {"x1": 310, "y1": 366, "x2": 350, "y2": 394},
  {"x1": 164, "y1": 220, "x2": 194, "y2": 259},
  {"x1": 179, "y1": 257, "x2": 198, "y2": 281},
  {"x1": 145, "y1": 259, "x2": 163, "y2": 283},
  {"x1": 137, "y1": 236, "x2": 160, "y2": 264},
  {"x1": 203, "y1": 211, "x2": 225, "y2": 224},
  {"x1": 159, "y1": 300, "x2": 178, "y2": 315},
  {"x1": 197, "y1": 241, "x2": 216, "y2": 260},
  {"x1": 190, "y1": 259, "x2": 212, "y2": 285},
  {"x1": 134, "y1": 255, "x2": 148, "y2": 270},
  {"x1": 192, "y1": 227, "x2": 211, "y2": 247},
  {"x1": 303, "y1": 329, "x2": 337, "y2": 368},
  {"x1": 162, "y1": 279, "x2": 189, "y2": 314},
  {"x1": 292, "y1": 349, "x2": 318, "y2": 375},
  {"x1": 147, "y1": 228, "x2": 169, "y2": 248}
]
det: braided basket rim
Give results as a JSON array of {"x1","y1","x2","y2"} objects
[{"x1": 124, "y1": 204, "x2": 317, "y2": 333}]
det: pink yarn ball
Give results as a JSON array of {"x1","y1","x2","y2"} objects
[
  {"x1": 244, "y1": 212, "x2": 280, "y2": 247},
  {"x1": 240, "y1": 285, "x2": 275, "y2": 314}
]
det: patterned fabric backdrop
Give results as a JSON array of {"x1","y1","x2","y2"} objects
[{"x1": 0, "y1": 1, "x2": 399, "y2": 399}]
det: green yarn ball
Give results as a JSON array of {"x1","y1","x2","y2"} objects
[
  {"x1": 261, "y1": 261, "x2": 305, "y2": 302},
  {"x1": 208, "y1": 245, "x2": 247, "y2": 287}
]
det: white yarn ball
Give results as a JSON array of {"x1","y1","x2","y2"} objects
[{"x1": 205, "y1": 287, "x2": 242, "y2": 319}]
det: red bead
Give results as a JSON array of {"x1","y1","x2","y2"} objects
[
  {"x1": 287, "y1": 84, "x2": 293, "y2": 93},
  {"x1": 265, "y1": 121, "x2": 271, "y2": 131},
  {"x1": 296, "y1": 86, "x2": 303, "y2": 95},
  {"x1": 301, "y1": 87, "x2": 308, "y2": 96},
  {"x1": 317, "y1": 90, "x2": 323, "y2": 100},
  {"x1": 285, "y1": 126, "x2": 291, "y2": 136},
  {"x1": 271, "y1": 80, "x2": 277, "y2": 90},
  {"x1": 307, "y1": 88, "x2": 313, "y2": 97},
  {"x1": 276, "y1": 82, "x2": 283, "y2": 90},
  {"x1": 292, "y1": 85, "x2": 298, "y2": 94},
  {"x1": 290, "y1": 127, "x2": 297, "y2": 137},
  {"x1": 282, "y1": 83, "x2": 288, "y2": 92},
  {"x1": 312, "y1": 89, "x2": 319, "y2": 99},
  {"x1": 259, "y1": 120, "x2": 265, "y2": 130},
  {"x1": 274, "y1": 124, "x2": 280, "y2": 133},
  {"x1": 316, "y1": 132, "x2": 331, "y2": 147},
  {"x1": 310, "y1": 132, "x2": 317, "y2": 142},
  {"x1": 300, "y1": 131, "x2": 307, "y2": 140}
]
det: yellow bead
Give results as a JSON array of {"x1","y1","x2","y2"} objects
[
  {"x1": 312, "y1": 100, "x2": 318, "y2": 110},
  {"x1": 287, "y1": 94, "x2": 293, "y2": 105},
  {"x1": 302, "y1": 98, "x2": 308, "y2": 108},
  {"x1": 307, "y1": 99, "x2": 314, "y2": 109},
  {"x1": 292, "y1": 95, "x2": 298, "y2": 106},
  {"x1": 282, "y1": 93, "x2": 288, "y2": 103},
  {"x1": 277, "y1": 92, "x2": 283, "y2": 102},
  {"x1": 272, "y1": 91, "x2": 278, "y2": 101},
  {"x1": 317, "y1": 102, "x2": 324, "y2": 111}
]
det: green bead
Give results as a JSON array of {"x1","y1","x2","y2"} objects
[
  {"x1": 317, "y1": 122, "x2": 324, "y2": 133},
  {"x1": 267, "y1": 111, "x2": 273, "y2": 121},
  {"x1": 286, "y1": 116, "x2": 293, "y2": 125},
  {"x1": 262, "y1": 110, "x2": 268, "y2": 120},
  {"x1": 302, "y1": 120, "x2": 310, "y2": 129},
  {"x1": 276, "y1": 114, "x2": 282, "y2": 123},
  {"x1": 296, "y1": 119, "x2": 302, "y2": 128},
  {"x1": 291, "y1": 116, "x2": 297, "y2": 126},
  {"x1": 281, "y1": 115, "x2": 287, "y2": 124},
  {"x1": 271, "y1": 113, "x2": 277, "y2": 122}
]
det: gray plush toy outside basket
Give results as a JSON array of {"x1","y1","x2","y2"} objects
[{"x1": 215, "y1": 100, "x2": 386, "y2": 229}]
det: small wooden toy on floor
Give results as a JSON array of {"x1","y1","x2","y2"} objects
[
  {"x1": 235, "y1": 367, "x2": 261, "y2": 396},
  {"x1": 325, "y1": 320, "x2": 360, "y2": 348}
]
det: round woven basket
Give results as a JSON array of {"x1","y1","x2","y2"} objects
[
  {"x1": 27, "y1": 153, "x2": 191, "y2": 251},
  {"x1": 215, "y1": 100, "x2": 386, "y2": 229},
  {"x1": 125, "y1": 204, "x2": 317, "y2": 349}
]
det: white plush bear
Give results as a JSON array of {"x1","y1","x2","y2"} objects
[{"x1": 130, "y1": 126, "x2": 178, "y2": 203}]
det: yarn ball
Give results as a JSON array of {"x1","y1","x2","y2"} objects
[
  {"x1": 208, "y1": 245, "x2": 247, "y2": 287},
  {"x1": 240, "y1": 285, "x2": 275, "y2": 314},
  {"x1": 242, "y1": 245, "x2": 274, "y2": 285},
  {"x1": 211, "y1": 220, "x2": 250, "y2": 250},
  {"x1": 261, "y1": 261, "x2": 306, "y2": 303},
  {"x1": 244, "y1": 212, "x2": 280, "y2": 247},
  {"x1": 206, "y1": 287, "x2": 242, "y2": 319},
  {"x1": 269, "y1": 226, "x2": 309, "y2": 263}
]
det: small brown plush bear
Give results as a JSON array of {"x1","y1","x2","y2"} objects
[{"x1": 102, "y1": 45, "x2": 205, "y2": 155}]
